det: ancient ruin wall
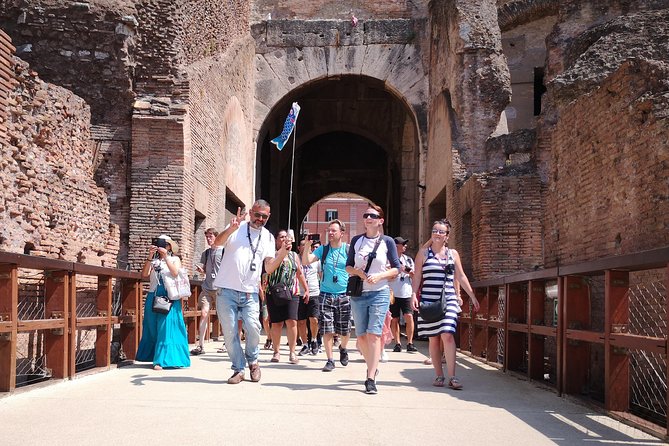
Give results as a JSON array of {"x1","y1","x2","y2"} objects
[
  {"x1": 251, "y1": 0, "x2": 428, "y2": 21},
  {"x1": 544, "y1": 58, "x2": 669, "y2": 267},
  {"x1": 452, "y1": 171, "x2": 544, "y2": 280},
  {"x1": 0, "y1": 57, "x2": 119, "y2": 265},
  {"x1": 187, "y1": 36, "x2": 256, "y2": 227}
]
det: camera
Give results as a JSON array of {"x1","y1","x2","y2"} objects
[
  {"x1": 404, "y1": 265, "x2": 412, "y2": 273},
  {"x1": 152, "y1": 237, "x2": 168, "y2": 249}
]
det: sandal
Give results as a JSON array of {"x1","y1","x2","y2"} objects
[
  {"x1": 264, "y1": 339, "x2": 272, "y2": 350},
  {"x1": 289, "y1": 353, "x2": 299, "y2": 364},
  {"x1": 271, "y1": 351, "x2": 280, "y2": 362},
  {"x1": 448, "y1": 376, "x2": 463, "y2": 390},
  {"x1": 423, "y1": 358, "x2": 433, "y2": 365},
  {"x1": 433, "y1": 376, "x2": 445, "y2": 387}
]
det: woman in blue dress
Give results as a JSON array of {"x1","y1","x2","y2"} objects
[
  {"x1": 412, "y1": 220, "x2": 479, "y2": 389},
  {"x1": 136, "y1": 235, "x2": 191, "y2": 370}
]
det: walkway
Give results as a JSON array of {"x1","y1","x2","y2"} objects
[{"x1": 0, "y1": 338, "x2": 665, "y2": 446}]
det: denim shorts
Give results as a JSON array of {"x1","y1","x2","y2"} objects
[{"x1": 350, "y1": 288, "x2": 390, "y2": 336}]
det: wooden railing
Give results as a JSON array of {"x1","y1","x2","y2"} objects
[
  {"x1": 0, "y1": 251, "x2": 218, "y2": 394},
  {"x1": 0, "y1": 252, "x2": 143, "y2": 392},
  {"x1": 464, "y1": 247, "x2": 669, "y2": 436}
]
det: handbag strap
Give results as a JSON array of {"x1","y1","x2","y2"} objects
[
  {"x1": 362, "y1": 237, "x2": 382, "y2": 274},
  {"x1": 439, "y1": 248, "x2": 452, "y2": 299}
]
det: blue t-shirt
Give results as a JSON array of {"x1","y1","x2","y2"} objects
[{"x1": 313, "y1": 243, "x2": 349, "y2": 295}]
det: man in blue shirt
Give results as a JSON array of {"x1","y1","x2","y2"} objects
[{"x1": 302, "y1": 219, "x2": 351, "y2": 372}]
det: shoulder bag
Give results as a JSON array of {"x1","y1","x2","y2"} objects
[
  {"x1": 269, "y1": 252, "x2": 296, "y2": 306},
  {"x1": 418, "y1": 249, "x2": 451, "y2": 323},
  {"x1": 162, "y1": 267, "x2": 192, "y2": 301},
  {"x1": 346, "y1": 237, "x2": 382, "y2": 297},
  {"x1": 152, "y1": 273, "x2": 173, "y2": 314}
]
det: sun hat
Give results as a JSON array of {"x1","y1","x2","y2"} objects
[
  {"x1": 158, "y1": 234, "x2": 179, "y2": 255},
  {"x1": 393, "y1": 236, "x2": 409, "y2": 245}
]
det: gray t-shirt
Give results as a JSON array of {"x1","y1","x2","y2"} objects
[{"x1": 200, "y1": 246, "x2": 224, "y2": 291}]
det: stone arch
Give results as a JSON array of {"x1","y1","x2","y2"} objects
[
  {"x1": 255, "y1": 72, "x2": 422, "y2": 242},
  {"x1": 498, "y1": 0, "x2": 559, "y2": 32},
  {"x1": 253, "y1": 43, "x2": 428, "y2": 151}
]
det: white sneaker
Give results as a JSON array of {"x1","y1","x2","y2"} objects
[{"x1": 380, "y1": 349, "x2": 389, "y2": 363}]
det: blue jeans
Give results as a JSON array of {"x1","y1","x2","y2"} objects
[
  {"x1": 350, "y1": 288, "x2": 390, "y2": 336},
  {"x1": 217, "y1": 288, "x2": 261, "y2": 373}
]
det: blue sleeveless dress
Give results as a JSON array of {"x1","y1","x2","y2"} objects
[
  {"x1": 417, "y1": 247, "x2": 461, "y2": 336},
  {"x1": 136, "y1": 268, "x2": 191, "y2": 368}
]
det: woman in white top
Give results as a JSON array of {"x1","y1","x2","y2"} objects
[{"x1": 345, "y1": 204, "x2": 401, "y2": 394}]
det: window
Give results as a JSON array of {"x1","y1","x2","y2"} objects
[{"x1": 325, "y1": 209, "x2": 338, "y2": 221}]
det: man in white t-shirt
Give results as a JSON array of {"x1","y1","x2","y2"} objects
[{"x1": 212, "y1": 200, "x2": 291, "y2": 384}]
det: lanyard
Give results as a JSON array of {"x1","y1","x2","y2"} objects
[{"x1": 247, "y1": 224, "x2": 261, "y2": 261}]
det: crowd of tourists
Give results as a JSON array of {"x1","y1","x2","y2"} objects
[{"x1": 136, "y1": 199, "x2": 479, "y2": 394}]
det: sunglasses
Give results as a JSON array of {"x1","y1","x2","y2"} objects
[
  {"x1": 253, "y1": 212, "x2": 269, "y2": 220},
  {"x1": 432, "y1": 229, "x2": 450, "y2": 235},
  {"x1": 363, "y1": 213, "x2": 381, "y2": 219}
]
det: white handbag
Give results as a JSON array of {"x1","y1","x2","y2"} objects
[{"x1": 162, "y1": 268, "x2": 192, "y2": 300}]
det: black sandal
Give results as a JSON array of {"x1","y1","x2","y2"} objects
[{"x1": 263, "y1": 339, "x2": 272, "y2": 350}]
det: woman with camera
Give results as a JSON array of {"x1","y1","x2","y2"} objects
[
  {"x1": 411, "y1": 219, "x2": 478, "y2": 389},
  {"x1": 136, "y1": 235, "x2": 190, "y2": 370},
  {"x1": 265, "y1": 230, "x2": 308, "y2": 365},
  {"x1": 345, "y1": 204, "x2": 400, "y2": 394}
]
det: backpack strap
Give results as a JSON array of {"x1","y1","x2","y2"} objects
[{"x1": 320, "y1": 243, "x2": 330, "y2": 271}]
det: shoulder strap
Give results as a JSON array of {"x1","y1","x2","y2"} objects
[
  {"x1": 363, "y1": 237, "x2": 383, "y2": 274},
  {"x1": 320, "y1": 243, "x2": 330, "y2": 270}
]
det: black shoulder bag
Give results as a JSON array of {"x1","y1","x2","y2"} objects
[
  {"x1": 269, "y1": 252, "x2": 296, "y2": 306},
  {"x1": 346, "y1": 237, "x2": 382, "y2": 297},
  {"x1": 418, "y1": 248, "x2": 452, "y2": 323}
]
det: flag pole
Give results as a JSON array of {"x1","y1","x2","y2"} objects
[{"x1": 287, "y1": 120, "x2": 297, "y2": 236}]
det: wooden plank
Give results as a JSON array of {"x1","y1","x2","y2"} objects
[
  {"x1": 76, "y1": 317, "x2": 109, "y2": 328},
  {"x1": 17, "y1": 319, "x2": 66, "y2": 331},
  {"x1": 565, "y1": 329, "x2": 605, "y2": 343},
  {"x1": 605, "y1": 270, "x2": 630, "y2": 411},
  {"x1": 559, "y1": 247, "x2": 669, "y2": 276},
  {"x1": 0, "y1": 264, "x2": 17, "y2": 392},
  {"x1": 609, "y1": 333, "x2": 666, "y2": 355},
  {"x1": 44, "y1": 271, "x2": 69, "y2": 379},
  {"x1": 488, "y1": 319, "x2": 503, "y2": 329},
  {"x1": 471, "y1": 276, "x2": 505, "y2": 288},
  {"x1": 120, "y1": 279, "x2": 140, "y2": 360},
  {"x1": 508, "y1": 322, "x2": 529, "y2": 333},
  {"x1": 73, "y1": 263, "x2": 141, "y2": 279},
  {"x1": 530, "y1": 325, "x2": 557, "y2": 337},
  {"x1": 0, "y1": 251, "x2": 74, "y2": 271},
  {"x1": 95, "y1": 275, "x2": 112, "y2": 369},
  {"x1": 504, "y1": 267, "x2": 559, "y2": 284}
]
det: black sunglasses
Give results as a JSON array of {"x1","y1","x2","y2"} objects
[{"x1": 363, "y1": 213, "x2": 381, "y2": 219}]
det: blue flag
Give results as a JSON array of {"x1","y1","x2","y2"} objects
[{"x1": 271, "y1": 102, "x2": 301, "y2": 151}]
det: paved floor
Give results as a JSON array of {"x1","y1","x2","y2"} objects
[{"x1": 0, "y1": 338, "x2": 666, "y2": 446}]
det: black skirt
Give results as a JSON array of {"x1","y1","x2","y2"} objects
[{"x1": 267, "y1": 292, "x2": 299, "y2": 323}]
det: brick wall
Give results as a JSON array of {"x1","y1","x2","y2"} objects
[
  {"x1": 0, "y1": 30, "x2": 13, "y2": 146},
  {"x1": 545, "y1": 59, "x2": 669, "y2": 267},
  {"x1": 0, "y1": 57, "x2": 119, "y2": 264},
  {"x1": 452, "y1": 171, "x2": 544, "y2": 280},
  {"x1": 251, "y1": 0, "x2": 426, "y2": 21}
]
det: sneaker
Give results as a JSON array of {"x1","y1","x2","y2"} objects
[
  {"x1": 190, "y1": 345, "x2": 205, "y2": 356},
  {"x1": 364, "y1": 378, "x2": 378, "y2": 394},
  {"x1": 380, "y1": 349, "x2": 389, "y2": 363},
  {"x1": 310, "y1": 341, "x2": 318, "y2": 356},
  {"x1": 322, "y1": 359, "x2": 335, "y2": 372},
  {"x1": 318, "y1": 345, "x2": 323, "y2": 353},
  {"x1": 339, "y1": 347, "x2": 349, "y2": 366},
  {"x1": 298, "y1": 345, "x2": 310, "y2": 356},
  {"x1": 227, "y1": 371, "x2": 244, "y2": 384},
  {"x1": 406, "y1": 343, "x2": 418, "y2": 353},
  {"x1": 393, "y1": 343, "x2": 401, "y2": 352},
  {"x1": 249, "y1": 363, "x2": 261, "y2": 382}
]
